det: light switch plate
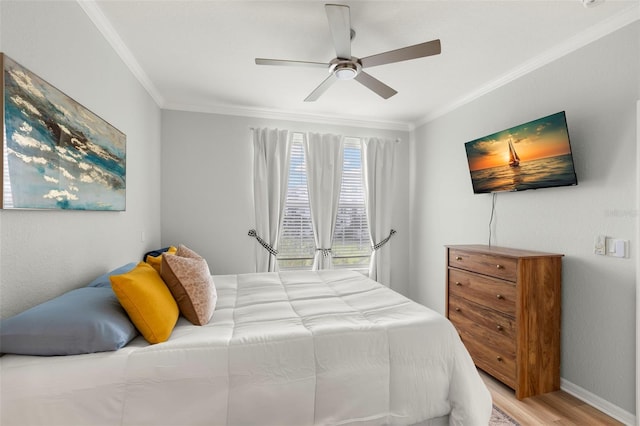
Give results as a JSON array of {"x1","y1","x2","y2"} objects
[{"x1": 610, "y1": 239, "x2": 628, "y2": 258}]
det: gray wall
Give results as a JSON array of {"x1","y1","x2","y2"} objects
[
  {"x1": 0, "y1": 1, "x2": 162, "y2": 318},
  {"x1": 410, "y1": 22, "x2": 638, "y2": 416},
  {"x1": 160, "y1": 110, "x2": 411, "y2": 295},
  {"x1": 0, "y1": 0, "x2": 636, "y2": 420}
]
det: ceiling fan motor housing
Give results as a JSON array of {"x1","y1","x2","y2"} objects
[
  {"x1": 330, "y1": 58, "x2": 361, "y2": 80},
  {"x1": 255, "y1": 4, "x2": 441, "y2": 100}
]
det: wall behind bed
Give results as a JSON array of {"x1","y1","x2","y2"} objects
[
  {"x1": 0, "y1": 1, "x2": 162, "y2": 319},
  {"x1": 410, "y1": 22, "x2": 639, "y2": 422},
  {"x1": 160, "y1": 110, "x2": 411, "y2": 295}
]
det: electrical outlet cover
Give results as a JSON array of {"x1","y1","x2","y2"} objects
[{"x1": 594, "y1": 235, "x2": 606, "y2": 255}]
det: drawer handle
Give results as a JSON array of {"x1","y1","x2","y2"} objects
[
  {"x1": 496, "y1": 294, "x2": 504, "y2": 300},
  {"x1": 455, "y1": 256, "x2": 462, "y2": 261},
  {"x1": 496, "y1": 356, "x2": 503, "y2": 362},
  {"x1": 496, "y1": 325, "x2": 504, "y2": 331},
  {"x1": 455, "y1": 281, "x2": 462, "y2": 286},
  {"x1": 455, "y1": 307, "x2": 461, "y2": 312},
  {"x1": 496, "y1": 264, "x2": 504, "y2": 269}
]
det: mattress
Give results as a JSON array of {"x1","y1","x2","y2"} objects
[{"x1": 1, "y1": 269, "x2": 491, "y2": 425}]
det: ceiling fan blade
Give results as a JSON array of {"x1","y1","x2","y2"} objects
[
  {"x1": 304, "y1": 74, "x2": 337, "y2": 102},
  {"x1": 255, "y1": 58, "x2": 329, "y2": 68},
  {"x1": 325, "y1": 4, "x2": 351, "y2": 59},
  {"x1": 360, "y1": 39, "x2": 441, "y2": 69},
  {"x1": 354, "y1": 71, "x2": 397, "y2": 99}
]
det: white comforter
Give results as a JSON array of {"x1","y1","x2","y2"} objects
[{"x1": 1, "y1": 270, "x2": 491, "y2": 425}]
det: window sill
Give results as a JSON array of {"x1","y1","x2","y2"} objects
[{"x1": 278, "y1": 266, "x2": 369, "y2": 277}]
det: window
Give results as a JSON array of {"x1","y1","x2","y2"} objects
[
  {"x1": 278, "y1": 133, "x2": 315, "y2": 270},
  {"x1": 2, "y1": 146, "x2": 13, "y2": 208},
  {"x1": 332, "y1": 138, "x2": 371, "y2": 269},
  {"x1": 278, "y1": 134, "x2": 371, "y2": 271}
]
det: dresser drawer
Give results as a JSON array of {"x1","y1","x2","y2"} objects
[
  {"x1": 445, "y1": 245, "x2": 563, "y2": 399},
  {"x1": 449, "y1": 249, "x2": 517, "y2": 281},
  {"x1": 458, "y1": 328, "x2": 516, "y2": 389},
  {"x1": 448, "y1": 293, "x2": 516, "y2": 344},
  {"x1": 448, "y1": 269, "x2": 516, "y2": 317}
]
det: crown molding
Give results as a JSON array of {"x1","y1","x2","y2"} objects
[
  {"x1": 79, "y1": 0, "x2": 637, "y2": 133},
  {"x1": 77, "y1": 0, "x2": 165, "y2": 107},
  {"x1": 414, "y1": 2, "x2": 640, "y2": 128},
  {"x1": 163, "y1": 101, "x2": 412, "y2": 132},
  {"x1": 78, "y1": 0, "x2": 409, "y2": 131}
]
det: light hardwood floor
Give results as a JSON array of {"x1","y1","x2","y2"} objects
[{"x1": 481, "y1": 370, "x2": 624, "y2": 425}]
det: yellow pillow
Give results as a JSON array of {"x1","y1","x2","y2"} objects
[
  {"x1": 145, "y1": 246, "x2": 177, "y2": 273},
  {"x1": 110, "y1": 262, "x2": 179, "y2": 344}
]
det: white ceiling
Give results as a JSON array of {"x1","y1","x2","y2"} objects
[{"x1": 87, "y1": 0, "x2": 638, "y2": 129}]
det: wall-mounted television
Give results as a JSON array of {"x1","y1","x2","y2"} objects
[{"x1": 464, "y1": 111, "x2": 578, "y2": 194}]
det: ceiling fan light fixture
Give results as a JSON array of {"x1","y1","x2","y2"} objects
[
  {"x1": 335, "y1": 67, "x2": 357, "y2": 80},
  {"x1": 255, "y1": 4, "x2": 442, "y2": 101},
  {"x1": 581, "y1": 0, "x2": 604, "y2": 7},
  {"x1": 329, "y1": 59, "x2": 362, "y2": 80}
]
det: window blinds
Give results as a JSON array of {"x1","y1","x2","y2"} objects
[
  {"x1": 278, "y1": 133, "x2": 371, "y2": 271},
  {"x1": 278, "y1": 133, "x2": 315, "y2": 270},
  {"x1": 332, "y1": 137, "x2": 371, "y2": 268}
]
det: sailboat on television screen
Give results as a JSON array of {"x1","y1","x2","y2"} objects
[
  {"x1": 464, "y1": 111, "x2": 578, "y2": 193},
  {"x1": 508, "y1": 138, "x2": 520, "y2": 167}
]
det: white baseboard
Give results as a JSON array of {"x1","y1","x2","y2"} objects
[{"x1": 561, "y1": 378, "x2": 636, "y2": 425}]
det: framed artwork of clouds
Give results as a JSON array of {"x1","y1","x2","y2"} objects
[{"x1": 1, "y1": 53, "x2": 126, "y2": 211}]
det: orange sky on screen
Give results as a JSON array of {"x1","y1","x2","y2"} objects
[{"x1": 467, "y1": 132, "x2": 570, "y2": 171}]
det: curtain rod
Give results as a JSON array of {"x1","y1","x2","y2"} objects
[{"x1": 249, "y1": 127, "x2": 401, "y2": 143}]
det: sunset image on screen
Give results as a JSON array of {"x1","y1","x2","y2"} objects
[
  {"x1": 465, "y1": 113, "x2": 571, "y2": 172},
  {"x1": 464, "y1": 112, "x2": 577, "y2": 193}
]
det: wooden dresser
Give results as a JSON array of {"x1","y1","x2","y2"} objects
[{"x1": 445, "y1": 244, "x2": 563, "y2": 399}]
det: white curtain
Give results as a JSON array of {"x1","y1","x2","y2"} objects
[
  {"x1": 252, "y1": 128, "x2": 291, "y2": 272},
  {"x1": 362, "y1": 137, "x2": 395, "y2": 286},
  {"x1": 304, "y1": 133, "x2": 344, "y2": 270}
]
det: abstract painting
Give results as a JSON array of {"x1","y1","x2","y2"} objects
[{"x1": 1, "y1": 53, "x2": 126, "y2": 210}]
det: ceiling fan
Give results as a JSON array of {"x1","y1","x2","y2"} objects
[{"x1": 255, "y1": 3, "x2": 441, "y2": 102}]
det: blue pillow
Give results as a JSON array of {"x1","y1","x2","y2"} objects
[
  {"x1": 0, "y1": 287, "x2": 138, "y2": 356},
  {"x1": 142, "y1": 247, "x2": 172, "y2": 261},
  {"x1": 87, "y1": 262, "x2": 137, "y2": 288}
]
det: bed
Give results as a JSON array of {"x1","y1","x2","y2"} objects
[{"x1": 1, "y1": 269, "x2": 491, "y2": 425}]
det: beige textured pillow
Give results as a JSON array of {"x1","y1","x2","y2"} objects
[
  {"x1": 161, "y1": 252, "x2": 216, "y2": 326},
  {"x1": 176, "y1": 244, "x2": 203, "y2": 260}
]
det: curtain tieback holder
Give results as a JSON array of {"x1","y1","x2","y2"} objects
[
  {"x1": 248, "y1": 229, "x2": 278, "y2": 256},
  {"x1": 316, "y1": 248, "x2": 332, "y2": 257},
  {"x1": 372, "y1": 229, "x2": 397, "y2": 251}
]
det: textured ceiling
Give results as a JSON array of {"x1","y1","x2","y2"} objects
[{"x1": 89, "y1": 0, "x2": 638, "y2": 128}]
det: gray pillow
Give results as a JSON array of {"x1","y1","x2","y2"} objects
[
  {"x1": 87, "y1": 262, "x2": 137, "y2": 288},
  {"x1": 0, "y1": 287, "x2": 138, "y2": 356}
]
